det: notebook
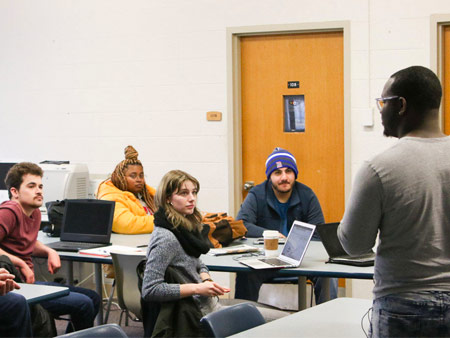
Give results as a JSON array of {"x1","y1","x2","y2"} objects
[
  {"x1": 316, "y1": 222, "x2": 375, "y2": 267},
  {"x1": 239, "y1": 221, "x2": 316, "y2": 269},
  {"x1": 46, "y1": 199, "x2": 115, "y2": 252}
]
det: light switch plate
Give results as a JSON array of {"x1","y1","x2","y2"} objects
[{"x1": 362, "y1": 107, "x2": 374, "y2": 127}]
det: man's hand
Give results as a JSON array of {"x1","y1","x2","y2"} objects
[
  {"x1": 33, "y1": 240, "x2": 61, "y2": 274},
  {"x1": 0, "y1": 268, "x2": 20, "y2": 295},
  {"x1": 19, "y1": 264, "x2": 35, "y2": 284},
  {"x1": 47, "y1": 248, "x2": 61, "y2": 274}
]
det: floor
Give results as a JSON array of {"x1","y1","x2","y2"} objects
[
  {"x1": 55, "y1": 300, "x2": 144, "y2": 337},
  {"x1": 53, "y1": 281, "x2": 326, "y2": 336}
]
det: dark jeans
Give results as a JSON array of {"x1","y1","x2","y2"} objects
[
  {"x1": 0, "y1": 292, "x2": 33, "y2": 337},
  {"x1": 235, "y1": 270, "x2": 338, "y2": 305},
  {"x1": 36, "y1": 281, "x2": 101, "y2": 332},
  {"x1": 370, "y1": 291, "x2": 450, "y2": 338}
]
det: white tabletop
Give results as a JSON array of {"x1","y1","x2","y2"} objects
[
  {"x1": 12, "y1": 283, "x2": 69, "y2": 305},
  {"x1": 201, "y1": 240, "x2": 374, "y2": 279},
  {"x1": 230, "y1": 297, "x2": 372, "y2": 337},
  {"x1": 38, "y1": 231, "x2": 150, "y2": 247},
  {"x1": 38, "y1": 232, "x2": 374, "y2": 279}
]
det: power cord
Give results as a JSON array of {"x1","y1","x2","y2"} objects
[
  {"x1": 361, "y1": 307, "x2": 372, "y2": 337},
  {"x1": 75, "y1": 272, "x2": 94, "y2": 287},
  {"x1": 232, "y1": 253, "x2": 265, "y2": 261}
]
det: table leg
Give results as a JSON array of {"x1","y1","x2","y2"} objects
[
  {"x1": 94, "y1": 263, "x2": 103, "y2": 325},
  {"x1": 298, "y1": 276, "x2": 307, "y2": 311},
  {"x1": 321, "y1": 277, "x2": 330, "y2": 302},
  {"x1": 66, "y1": 261, "x2": 73, "y2": 285}
]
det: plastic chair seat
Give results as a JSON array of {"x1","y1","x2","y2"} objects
[
  {"x1": 200, "y1": 303, "x2": 265, "y2": 337},
  {"x1": 57, "y1": 323, "x2": 128, "y2": 337},
  {"x1": 110, "y1": 252, "x2": 146, "y2": 325}
]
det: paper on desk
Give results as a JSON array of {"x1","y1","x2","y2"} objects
[
  {"x1": 208, "y1": 244, "x2": 261, "y2": 256},
  {"x1": 79, "y1": 245, "x2": 145, "y2": 257}
]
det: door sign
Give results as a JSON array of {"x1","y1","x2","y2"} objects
[{"x1": 283, "y1": 95, "x2": 305, "y2": 132}]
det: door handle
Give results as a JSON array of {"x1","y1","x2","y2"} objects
[{"x1": 243, "y1": 181, "x2": 254, "y2": 191}]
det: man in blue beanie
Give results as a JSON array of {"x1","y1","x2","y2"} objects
[{"x1": 235, "y1": 147, "x2": 337, "y2": 304}]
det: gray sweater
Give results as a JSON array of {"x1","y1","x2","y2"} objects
[
  {"x1": 141, "y1": 227, "x2": 218, "y2": 314},
  {"x1": 338, "y1": 136, "x2": 450, "y2": 299}
]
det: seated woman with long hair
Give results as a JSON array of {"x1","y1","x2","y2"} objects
[
  {"x1": 97, "y1": 145, "x2": 156, "y2": 234},
  {"x1": 141, "y1": 170, "x2": 287, "y2": 337}
]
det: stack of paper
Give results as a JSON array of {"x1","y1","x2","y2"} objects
[
  {"x1": 208, "y1": 244, "x2": 261, "y2": 256},
  {"x1": 79, "y1": 245, "x2": 146, "y2": 257}
]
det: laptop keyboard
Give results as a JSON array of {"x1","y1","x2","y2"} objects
[
  {"x1": 47, "y1": 241, "x2": 106, "y2": 252},
  {"x1": 259, "y1": 258, "x2": 290, "y2": 267}
]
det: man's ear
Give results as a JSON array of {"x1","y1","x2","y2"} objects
[
  {"x1": 9, "y1": 187, "x2": 18, "y2": 200},
  {"x1": 399, "y1": 97, "x2": 407, "y2": 115}
]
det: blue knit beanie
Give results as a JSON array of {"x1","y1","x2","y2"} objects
[{"x1": 265, "y1": 147, "x2": 298, "y2": 179}]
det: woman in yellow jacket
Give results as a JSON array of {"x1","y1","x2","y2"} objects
[{"x1": 97, "y1": 145, "x2": 156, "y2": 234}]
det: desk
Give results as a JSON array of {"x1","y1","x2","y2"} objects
[
  {"x1": 38, "y1": 233, "x2": 374, "y2": 321},
  {"x1": 38, "y1": 232, "x2": 149, "y2": 324},
  {"x1": 12, "y1": 283, "x2": 69, "y2": 305},
  {"x1": 230, "y1": 297, "x2": 372, "y2": 337},
  {"x1": 201, "y1": 241, "x2": 374, "y2": 309}
]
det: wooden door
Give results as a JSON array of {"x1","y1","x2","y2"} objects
[
  {"x1": 240, "y1": 31, "x2": 344, "y2": 222},
  {"x1": 443, "y1": 25, "x2": 450, "y2": 135}
]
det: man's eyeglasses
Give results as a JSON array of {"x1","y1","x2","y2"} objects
[{"x1": 375, "y1": 96, "x2": 400, "y2": 111}]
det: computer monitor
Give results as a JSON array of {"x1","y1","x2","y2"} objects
[{"x1": 0, "y1": 162, "x2": 16, "y2": 203}]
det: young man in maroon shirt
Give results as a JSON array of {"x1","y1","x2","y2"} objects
[{"x1": 0, "y1": 162, "x2": 100, "y2": 333}]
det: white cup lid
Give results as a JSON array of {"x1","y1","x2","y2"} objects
[{"x1": 263, "y1": 230, "x2": 279, "y2": 238}]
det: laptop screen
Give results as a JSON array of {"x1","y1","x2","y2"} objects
[
  {"x1": 281, "y1": 221, "x2": 316, "y2": 262},
  {"x1": 60, "y1": 199, "x2": 115, "y2": 243},
  {"x1": 316, "y1": 222, "x2": 348, "y2": 257}
]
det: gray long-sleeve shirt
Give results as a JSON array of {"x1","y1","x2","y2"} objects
[
  {"x1": 338, "y1": 136, "x2": 450, "y2": 299},
  {"x1": 141, "y1": 227, "x2": 210, "y2": 302},
  {"x1": 141, "y1": 226, "x2": 220, "y2": 316}
]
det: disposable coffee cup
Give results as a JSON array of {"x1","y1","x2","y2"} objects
[{"x1": 263, "y1": 230, "x2": 279, "y2": 257}]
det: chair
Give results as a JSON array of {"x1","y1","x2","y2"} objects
[
  {"x1": 265, "y1": 276, "x2": 315, "y2": 308},
  {"x1": 109, "y1": 252, "x2": 146, "y2": 326},
  {"x1": 200, "y1": 303, "x2": 265, "y2": 338},
  {"x1": 104, "y1": 279, "x2": 116, "y2": 323},
  {"x1": 57, "y1": 323, "x2": 128, "y2": 337}
]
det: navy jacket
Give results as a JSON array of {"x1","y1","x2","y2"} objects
[{"x1": 236, "y1": 180, "x2": 324, "y2": 238}]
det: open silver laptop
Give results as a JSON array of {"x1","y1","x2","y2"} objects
[{"x1": 240, "y1": 221, "x2": 316, "y2": 269}]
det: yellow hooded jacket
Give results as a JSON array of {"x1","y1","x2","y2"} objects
[{"x1": 97, "y1": 180, "x2": 156, "y2": 234}]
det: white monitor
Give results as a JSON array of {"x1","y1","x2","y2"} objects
[
  {"x1": 0, "y1": 162, "x2": 16, "y2": 203},
  {"x1": 40, "y1": 163, "x2": 89, "y2": 216}
]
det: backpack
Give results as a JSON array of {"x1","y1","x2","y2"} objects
[
  {"x1": 201, "y1": 212, "x2": 247, "y2": 248},
  {"x1": 43, "y1": 200, "x2": 66, "y2": 237}
]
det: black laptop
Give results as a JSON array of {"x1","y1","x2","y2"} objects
[
  {"x1": 316, "y1": 222, "x2": 375, "y2": 267},
  {"x1": 46, "y1": 199, "x2": 115, "y2": 252}
]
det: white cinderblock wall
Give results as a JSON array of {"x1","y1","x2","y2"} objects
[{"x1": 2, "y1": 0, "x2": 450, "y2": 296}]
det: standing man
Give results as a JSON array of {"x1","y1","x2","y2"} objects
[
  {"x1": 0, "y1": 162, "x2": 101, "y2": 333},
  {"x1": 0, "y1": 268, "x2": 32, "y2": 337},
  {"x1": 338, "y1": 66, "x2": 450, "y2": 337},
  {"x1": 236, "y1": 148, "x2": 338, "y2": 304}
]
